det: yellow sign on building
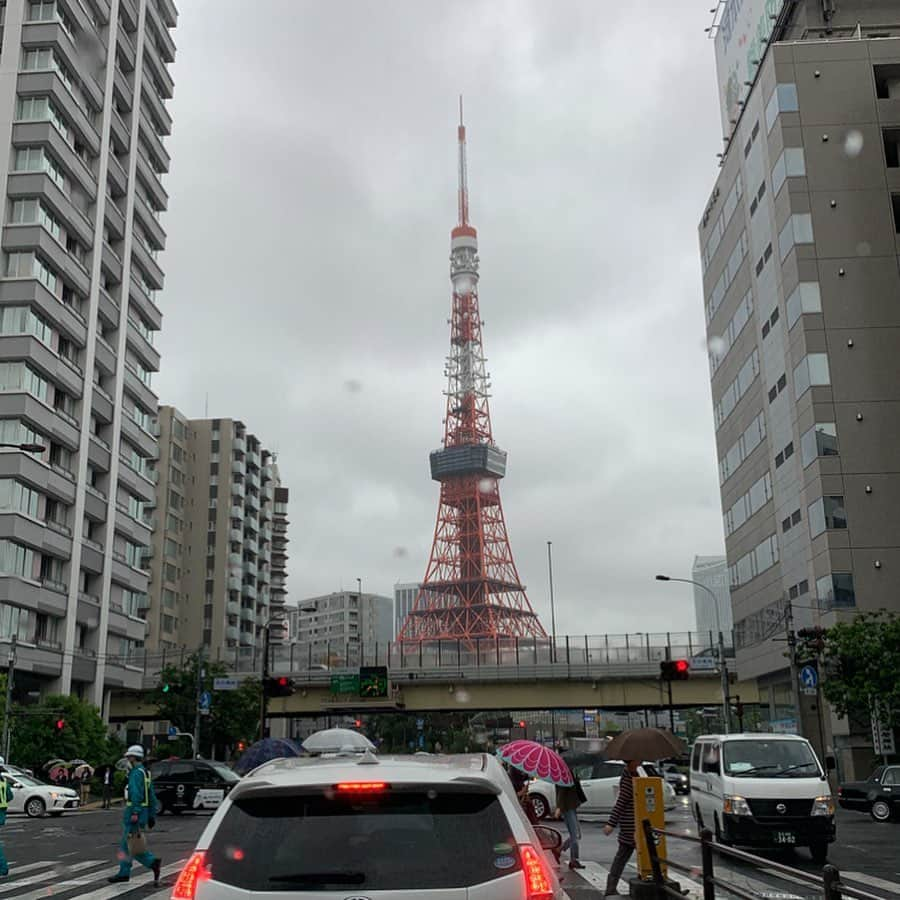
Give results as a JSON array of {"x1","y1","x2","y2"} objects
[{"x1": 633, "y1": 776, "x2": 667, "y2": 880}]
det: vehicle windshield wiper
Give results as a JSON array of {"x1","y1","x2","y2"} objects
[
  {"x1": 269, "y1": 871, "x2": 366, "y2": 885},
  {"x1": 774, "y1": 763, "x2": 818, "y2": 776},
  {"x1": 731, "y1": 765, "x2": 779, "y2": 777}
]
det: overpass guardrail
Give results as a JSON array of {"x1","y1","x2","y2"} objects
[{"x1": 102, "y1": 631, "x2": 735, "y2": 685}]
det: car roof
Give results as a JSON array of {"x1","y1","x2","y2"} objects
[
  {"x1": 243, "y1": 752, "x2": 503, "y2": 789},
  {"x1": 695, "y1": 733, "x2": 810, "y2": 742}
]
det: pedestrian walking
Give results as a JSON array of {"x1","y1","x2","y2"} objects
[
  {"x1": 555, "y1": 774, "x2": 586, "y2": 870},
  {"x1": 107, "y1": 746, "x2": 161, "y2": 885},
  {"x1": 79, "y1": 769, "x2": 90, "y2": 806},
  {"x1": 0, "y1": 761, "x2": 12, "y2": 878},
  {"x1": 102, "y1": 766, "x2": 113, "y2": 809},
  {"x1": 602, "y1": 759, "x2": 640, "y2": 896}
]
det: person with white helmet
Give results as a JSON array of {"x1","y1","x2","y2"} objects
[
  {"x1": 107, "y1": 745, "x2": 161, "y2": 885},
  {"x1": 0, "y1": 759, "x2": 11, "y2": 877}
]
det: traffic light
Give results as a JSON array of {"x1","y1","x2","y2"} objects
[
  {"x1": 797, "y1": 626, "x2": 828, "y2": 653},
  {"x1": 518, "y1": 720, "x2": 526, "y2": 729},
  {"x1": 660, "y1": 659, "x2": 690, "y2": 681},
  {"x1": 161, "y1": 682, "x2": 171, "y2": 693},
  {"x1": 55, "y1": 718, "x2": 65, "y2": 732},
  {"x1": 263, "y1": 676, "x2": 295, "y2": 698},
  {"x1": 236, "y1": 741, "x2": 246, "y2": 752},
  {"x1": 354, "y1": 719, "x2": 362, "y2": 728}
]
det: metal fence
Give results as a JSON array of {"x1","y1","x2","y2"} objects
[{"x1": 106, "y1": 630, "x2": 736, "y2": 683}]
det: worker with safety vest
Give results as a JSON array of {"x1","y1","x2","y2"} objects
[
  {"x1": 108, "y1": 745, "x2": 161, "y2": 885},
  {"x1": 0, "y1": 756, "x2": 13, "y2": 877}
]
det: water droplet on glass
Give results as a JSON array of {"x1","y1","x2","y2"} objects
[
  {"x1": 427, "y1": 789, "x2": 438, "y2": 799},
  {"x1": 454, "y1": 688, "x2": 470, "y2": 704},
  {"x1": 707, "y1": 335, "x2": 727, "y2": 356},
  {"x1": 478, "y1": 478, "x2": 495, "y2": 494},
  {"x1": 856, "y1": 241, "x2": 872, "y2": 256},
  {"x1": 844, "y1": 130, "x2": 864, "y2": 157},
  {"x1": 343, "y1": 379, "x2": 363, "y2": 394},
  {"x1": 393, "y1": 546, "x2": 409, "y2": 559}
]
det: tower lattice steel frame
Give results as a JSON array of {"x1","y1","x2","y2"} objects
[{"x1": 398, "y1": 103, "x2": 546, "y2": 642}]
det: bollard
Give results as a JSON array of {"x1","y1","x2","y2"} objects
[
  {"x1": 823, "y1": 864, "x2": 842, "y2": 900},
  {"x1": 700, "y1": 828, "x2": 715, "y2": 900}
]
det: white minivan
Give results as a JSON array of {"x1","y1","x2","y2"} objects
[{"x1": 690, "y1": 733, "x2": 836, "y2": 863}]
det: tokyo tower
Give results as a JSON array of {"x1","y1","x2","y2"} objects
[{"x1": 398, "y1": 103, "x2": 546, "y2": 642}]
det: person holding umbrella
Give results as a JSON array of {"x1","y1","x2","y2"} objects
[
  {"x1": 555, "y1": 773, "x2": 586, "y2": 869},
  {"x1": 602, "y1": 759, "x2": 640, "y2": 895}
]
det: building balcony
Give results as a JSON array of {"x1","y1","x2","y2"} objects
[
  {"x1": 241, "y1": 582, "x2": 257, "y2": 601},
  {"x1": 226, "y1": 600, "x2": 240, "y2": 617},
  {"x1": 240, "y1": 605, "x2": 254, "y2": 622},
  {"x1": 229, "y1": 527, "x2": 242, "y2": 542},
  {"x1": 239, "y1": 628, "x2": 254, "y2": 645},
  {"x1": 232, "y1": 481, "x2": 245, "y2": 500},
  {"x1": 230, "y1": 504, "x2": 242, "y2": 520},
  {"x1": 243, "y1": 560, "x2": 258, "y2": 578},
  {"x1": 225, "y1": 625, "x2": 239, "y2": 642},
  {"x1": 228, "y1": 552, "x2": 241, "y2": 567},
  {"x1": 227, "y1": 575, "x2": 241, "y2": 592}
]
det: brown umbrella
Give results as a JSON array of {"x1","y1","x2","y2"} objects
[{"x1": 604, "y1": 728, "x2": 685, "y2": 762}]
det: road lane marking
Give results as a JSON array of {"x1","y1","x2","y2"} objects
[
  {"x1": 0, "y1": 860, "x2": 105, "y2": 895},
  {"x1": 843, "y1": 871, "x2": 900, "y2": 893},
  {"x1": 58, "y1": 860, "x2": 187, "y2": 900}
]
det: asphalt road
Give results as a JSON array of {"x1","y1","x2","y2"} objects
[{"x1": 0, "y1": 799, "x2": 896, "y2": 898}]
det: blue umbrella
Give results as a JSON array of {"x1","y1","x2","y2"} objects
[{"x1": 233, "y1": 737, "x2": 304, "y2": 775}]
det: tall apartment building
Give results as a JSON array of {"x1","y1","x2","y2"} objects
[
  {"x1": 0, "y1": 1, "x2": 176, "y2": 708},
  {"x1": 145, "y1": 409, "x2": 288, "y2": 661},
  {"x1": 393, "y1": 581, "x2": 419, "y2": 638},
  {"x1": 691, "y1": 555, "x2": 732, "y2": 642},
  {"x1": 295, "y1": 590, "x2": 393, "y2": 649},
  {"x1": 701, "y1": 0, "x2": 900, "y2": 770}
]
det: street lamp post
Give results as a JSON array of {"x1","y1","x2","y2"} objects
[
  {"x1": 0, "y1": 443, "x2": 45, "y2": 452},
  {"x1": 656, "y1": 574, "x2": 732, "y2": 734},
  {"x1": 546, "y1": 542, "x2": 557, "y2": 662}
]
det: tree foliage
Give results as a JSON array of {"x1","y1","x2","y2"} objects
[
  {"x1": 9, "y1": 694, "x2": 123, "y2": 771},
  {"x1": 822, "y1": 610, "x2": 900, "y2": 727},
  {"x1": 149, "y1": 653, "x2": 261, "y2": 755}
]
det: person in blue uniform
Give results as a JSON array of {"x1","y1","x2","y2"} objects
[{"x1": 108, "y1": 745, "x2": 161, "y2": 885}]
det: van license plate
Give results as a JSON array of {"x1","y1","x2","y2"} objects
[{"x1": 774, "y1": 832, "x2": 795, "y2": 845}]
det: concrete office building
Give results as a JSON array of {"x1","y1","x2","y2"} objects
[
  {"x1": 691, "y1": 555, "x2": 733, "y2": 643},
  {"x1": 145, "y1": 409, "x2": 288, "y2": 661},
  {"x1": 701, "y1": 0, "x2": 900, "y2": 771},
  {"x1": 393, "y1": 581, "x2": 419, "y2": 638},
  {"x1": 0, "y1": 1, "x2": 176, "y2": 708},
  {"x1": 295, "y1": 590, "x2": 393, "y2": 649}
]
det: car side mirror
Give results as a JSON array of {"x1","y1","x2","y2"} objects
[
  {"x1": 825, "y1": 756, "x2": 836, "y2": 771},
  {"x1": 12, "y1": 781, "x2": 23, "y2": 789}
]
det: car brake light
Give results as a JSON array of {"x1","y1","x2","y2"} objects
[
  {"x1": 335, "y1": 781, "x2": 388, "y2": 792},
  {"x1": 519, "y1": 844, "x2": 553, "y2": 899},
  {"x1": 172, "y1": 851, "x2": 211, "y2": 900}
]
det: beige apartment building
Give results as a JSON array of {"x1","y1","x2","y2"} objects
[{"x1": 145, "y1": 407, "x2": 288, "y2": 661}]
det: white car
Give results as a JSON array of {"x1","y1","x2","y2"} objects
[
  {"x1": 171, "y1": 752, "x2": 564, "y2": 899},
  {"x1": 527, "y1": 758, "x2": 676, "y2": 820},
  {"x1": 1, "y1": 770, "x2": 80, "y2": 817}
]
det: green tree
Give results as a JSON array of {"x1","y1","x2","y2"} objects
[
  {"x1": 9, "y1": 694, "x2": 122, "y2": 771},
  {"x1": 149, "y1": 654, "x2": 261, "y2": 756},
  {"x1": 822, "y1": 610, "x2": 900, "y2": 727}
]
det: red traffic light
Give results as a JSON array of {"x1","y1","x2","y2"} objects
[
  {"x1": 518, "y1": 720, "x2": 526, "y2": 729},
  {"x1": 674, "y1": 659, "x2": 689, "y2": 674},
  {"x1": 55, "y1": 718, "x2": 65, "y2": 731},
  {"x1": 353, "y1": 719, "x2": 362, "y2": 728},
  {"x1": 277, "y1": 676, "x2": 289, "y2": 687},
  {"x1": 660, "y1": 660, "x2": 690, "y2": 681}
]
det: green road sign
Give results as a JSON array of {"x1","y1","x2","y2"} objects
[
  {"x1": 359, "y1": 666, "x2": 388, "y2": 699},
  {"x1": 330, "y1": 673, "x2": 360, "y2": 695}
]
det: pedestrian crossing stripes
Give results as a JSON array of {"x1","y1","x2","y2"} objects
[{"x1": 0, "y1": 856, "x2": 186, "y2": 899}]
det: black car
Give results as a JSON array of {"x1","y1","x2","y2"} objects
[
  {"x1": 838, "y1": 764, "x2": 900, "y2": 822},
  {"x1": 661, "y1": 764, "x2": 690, "y2": 795},
  {"x1": 150, "y1": 758, "x2": 240, "y2": 814}
]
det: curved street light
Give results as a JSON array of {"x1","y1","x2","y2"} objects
[{"x1": 655, "y1": 574, "x2": 731, "y2": 733}]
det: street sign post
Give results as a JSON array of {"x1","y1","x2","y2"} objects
[
  {"x1": 213, "y1": 677, "x2": 240, "y2": 691},
  {"x1": 872, "y1": 711, "x2": 896, "y2": 759},
  {"x1": 199, "y1": 691, "x2": 212, "y2": 716},
  {"x1": 167, "y1": 725, "x2": 177, "y2": 738},
  {"x1": 798, "y1": 665, "x2": 818, "y2": 696}
]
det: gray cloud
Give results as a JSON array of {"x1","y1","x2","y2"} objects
[{"x1": 157, "y1": 0, "x2": 726, "y2": 638}]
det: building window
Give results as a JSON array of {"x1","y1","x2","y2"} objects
[
  {"x1": 765, "y1": 83, "x2": 799, "y2": 133},
  {"x1": 15, "y1": 95, "x2": 69, "y2": 140},
  {"x1": 0, "y1": 540, "x2": 35, "y2": 578},
  {"x1": 779, "y1": 213, "x2": 814, "y2": 261},
  {"x1": 0, "y1": 306, "x2": 52, "y2": 346},
  {"x1": 793, "y1": 352, "x2": 830, "y2": 398},
  {"x1": 13, "y1": 146, "x2": 66, "y2": 192},
  {"x1": 0, "y1": 361, "x2": 48, "y2": 402},
  {"x1": 709, "y1": 289, "x2": 753, "y2": 373},
  {"x1": 816, "y1": 573, "x2": 855, "y2": 612},
  {"x1": 786, "y1": 282, "x2": 821, "y2": 329},
  {"x1": 729, "y1": 534, "x2": 780, "y2": 589},
  {"x1": 0, "y1": 479, "x2": 40, "y2": 518},
  {"x1": 808, "y1": 496, "x2": 847, "y2": 538},
  {"x1": 715, "y1": 349, "x2": 760, "y2": 427},
  {"x1": 124, "y1": 540, "x2": 145, "y2": 569},
  {"x1": 706, "y1": 231, "x2": 749, "y2": 323},
  {"x1": 800, "y1": 423, "x2": 838, "y2": 467},
  {"x1": 723, "y1": 471, "x2": 772, "y2": 536},
  {"x1": 702, "y1": 174, "x2": 743, "y2": 273},
  {"x1": 772, "y1": 147, "x2": 806, "y2": 196},
  {"x1": 5, "y1": 251, "x2": 58, "y2": 293}
]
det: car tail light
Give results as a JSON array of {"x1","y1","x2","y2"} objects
[
  {"x1": 172, "y1": 851, "x2": 211, "y2": 900},
  {"x1": 519, "y1": 844, "x2": 553, "y2": 899},
  {"x1": 837, "y1": 786, "x2": 843, "y2": 797},
  {"x1": 335, "y1": 781, "x2": 388, "y2": 793}
]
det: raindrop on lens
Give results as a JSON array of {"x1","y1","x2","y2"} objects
[
  {"x1": 455, "y1": 688, "x2": 470, "y2": 703},
  {"x1": 844, "y1": 130, "x2": 864, "y2": 157},
  {"x1": 478, "y1": 478, "x2": 494, "y2": 494},
  {"x1": 393, "y1": 546, "x2": 409, "y2": 559},
  {"x1": 856, "y1": 241, "x2": 872, "y2": 256},
  {"x1": 343, "y1": 378, "x2": 363, "y2": 394},
  {"x1": 707, "y1": 335, "x2": 727, "y2": 356},
  {"x1": 427, "y1": 789, "x2": 438, "y2": 799}
]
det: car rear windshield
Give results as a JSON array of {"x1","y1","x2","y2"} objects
[{"x1": 206, "y1": 789, "x2": 520, "y2": 891}]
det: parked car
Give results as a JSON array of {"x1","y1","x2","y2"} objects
[
  {"x1": 838, "y1": 765, "x2": 900, "y2": 822},
  {"x1": 527, "y1": 756, "x2": 676, "y2": 820},
  {"x1": 0, "y1": 770, "x2": 79, "y2": 817},
  {"x1": 150, "y1": 758, "x2": 240, "y2": 814},
  {"x1": 689, "y1": 733, "x2": 835, "y2": 863},
  {"x1": 171, "y1": 753, "x2": 564, "y2": 899}
]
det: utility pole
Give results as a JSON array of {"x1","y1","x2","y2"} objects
[
  {"x1": 193, "y1": 644, "x2": 205, "y2": 759},
  {"x1": 547, "y1": 541, "x2": 557, "y2": 662},
  {"x1": 2, "y1": 636, "x2": 16, "y2": 761},
  {"x1": 785, "y1": 601, "x2": 803, "y2": 736},
  {"x1": 259, "y1": 624, "x2": 271, "y2": 741}
]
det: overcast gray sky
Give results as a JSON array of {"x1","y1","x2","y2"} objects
[{"x1": 156, "y1": 1, "x2": 726, "y2": 637}]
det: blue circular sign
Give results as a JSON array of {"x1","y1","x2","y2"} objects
[{"x1": 799, "y1": 665, "x2": 818, "y2": 689}]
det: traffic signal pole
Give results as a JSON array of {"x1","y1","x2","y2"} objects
[
  {"x1": 259, "y1": 624, "x2": 270, "y2": 742},
  {"x1": 2, "y1": 636, "x2": 16, "y2": 762}
]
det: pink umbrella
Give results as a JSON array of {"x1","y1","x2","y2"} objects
[{"x1": 497, "y1": 740, "x2": 573, "y2": 787}]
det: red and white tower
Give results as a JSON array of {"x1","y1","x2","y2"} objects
[{"x1": 399, "y1": 104, "x2": 546, "y2": 642}]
